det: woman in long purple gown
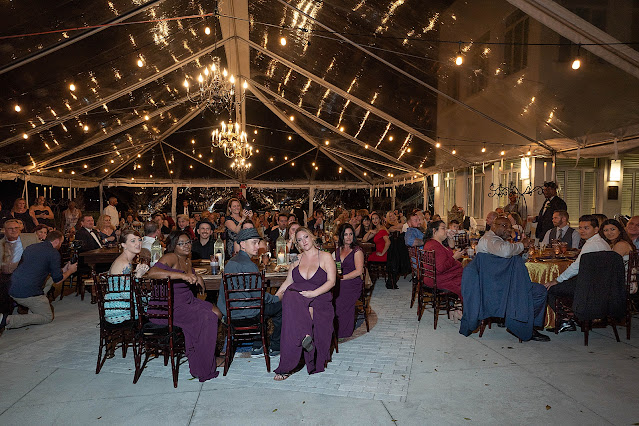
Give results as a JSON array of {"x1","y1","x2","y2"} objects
[
  {"x1": 333, "y1": 224, "x2": 365, "y2": 338},
  {"x1": 147, "y1": 231, "x2": 223, "y2": 382},
  {"x1": 273, "y1": 227, "x2": 337, "y2": 380}
]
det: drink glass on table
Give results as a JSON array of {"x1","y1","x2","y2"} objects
[
  {"x1": 559, "y1": 242, "x2": 568, "y2": 257},
  {"x1": 210, "y1": 255, "x2": 219, "y2": 275}
]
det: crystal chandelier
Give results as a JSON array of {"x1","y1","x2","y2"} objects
[
  {"x1": 183, "y1": 57, "x2": 247, "y2": 114},
  {"x1": 212, "y1": 120, "x2": 252, "y2": 161},
  {"x1": 230, "y1": 157, "x2": 252, "y2": 172}
]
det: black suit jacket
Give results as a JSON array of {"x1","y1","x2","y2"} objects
[
  {"x1": 535, "y1": 196, "x2": 567, "y2": 239},
  {"x1": 75, "y1": 227, "x2": 103, "y2": 252},
  {"x1": 268, "y1": 227, "x2": 287, "y2": 251}
]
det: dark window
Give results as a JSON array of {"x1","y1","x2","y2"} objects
[{"x1": 504, "y1": 12, "x2": 529, "y2": 75}]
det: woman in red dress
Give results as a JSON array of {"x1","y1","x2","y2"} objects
[
  {"x1": 422, "y1": 220, "x2": 464, "y2": 299},
  {"x1": 363, "y1": 212, "x2": 394, "y2": 288}
]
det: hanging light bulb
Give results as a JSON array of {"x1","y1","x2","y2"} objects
[
  {"x1": 452, "y1": 147, "x2": 457, "y2": 155},
  {"x1": 137, "y1": 57, "x2": 144, "y2": 67},
  {"x1": 455, "y1": 41, "x2": 463, "y2": 66},
  {"x1": 280, "y1": 37, "x2": 287, "y2": 46},
  {"x1": 14, "y1": 105, "x2": 21, "y2": 112},
  {"x1": 69, "y1": 83, "x2": 76, "y2": 91},
  {"x1": 481, "y1": 144, "x2": 486, "y2": 153},
  {"x1": 571, "y1": 44, "x2": 582, "y2": 70},
  {"x1": 205, "y1": 26, "x2": 211, "y2": 35}
]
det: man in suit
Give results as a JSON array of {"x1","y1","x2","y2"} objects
[
  {"x1": 541, "y1": 210, "x2": 580, "y2": 248},
  {"x1": 0, "y1": 219, "x2": 40, "y2": 314},
  {"x1": 74, "y1": 215, "x2": 103, "y2": 252},
  {"x1": 181, "y1": 200, "x2": 192, "y2": 218},
  {"x1": 533, "y1": 181, "x2": 567, "y2": 240},
  {"x1": 268, "y1": 214, "x2": 288, "y2": 252}
]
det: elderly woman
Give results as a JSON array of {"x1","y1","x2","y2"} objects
[
  {"x1": 105, "y1": 230, "x2": 149, "y2": 324},
  {"x1": 422, "y1": 220, "x2": 464, "y2": 304},
  {"x1": 146, "y1": 231, "x2": 223, "y2": 382},
  {"x1": 273, "y1": 227, "x2": 336, "y2": 380},
  {"x1": 333, "y1": 223, "x2": 365, "y2": 338},
  {"x1": 30, "y1": 196, "x2": 54, "y2": 229}
]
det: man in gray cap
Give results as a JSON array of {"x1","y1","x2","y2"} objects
[{"x1": 219, "y1": 228, "x2": 282, "y2": 357}]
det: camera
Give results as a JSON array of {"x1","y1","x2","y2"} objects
[{"x1": 69, "y1": 240, "x2": 84, "y2": 263}]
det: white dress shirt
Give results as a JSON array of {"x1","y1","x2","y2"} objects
[
  {"x1": 542, "y1": 225, "x2": 581, "y2": 248},
  {"x1": 401, "y1": 223, "x2": 409, "y2": 233},
  {"x1": 85, "y1": 227, "x2": 103, "y2": 248},
  {"x1": 142, "y1": 236, "x2": 155, "y2": 252},
  {"x1": 556, "y1": 233, "x2": 610, "y2": 283},
  {"x1": 476, "y1": 230, "x2": 524, "y2": 259},
  {"x1": 103, "y1": 205, "x2": 119, "y2": 228}
]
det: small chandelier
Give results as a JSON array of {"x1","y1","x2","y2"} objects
[
  {"x1": 230, "y1": 157, "x2": 251, "y2": 172},
  {"x1": 183, "y1": 57, "x2": 246, "y2": 114},
  {"x1": 212, "y1": 120, "x2": 252, "y2": 160}
]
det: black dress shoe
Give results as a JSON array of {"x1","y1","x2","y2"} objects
[
  {"x1": 530, "y1": 330, "x2": 551, "y2": 342},
  {"x1": 385, "y1": 282, "x2": 393, "y2": 289},
  {"x1": 558, "y1": 320, "x2": 577, "y2": 333}
]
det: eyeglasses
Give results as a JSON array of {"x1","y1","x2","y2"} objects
[{"x1": 176, "y1": 241, "x2": 192, "y2": 246}]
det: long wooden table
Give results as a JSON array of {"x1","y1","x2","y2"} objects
[
  {"x1": 79, "y1": 246, "x2": 121, "y2": 269},
  {"x1": 194, "y1": 261, "x2": 289, "y2": 291}
]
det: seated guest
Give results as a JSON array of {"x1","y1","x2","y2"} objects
[
  {"x1": 233, "y1": 221, "x2": 269, "y2": 257},
  {"x1": 105, "y1": 230, "x2": 149, "y2": 324},
  {"x1": 286, "y1": 222, "x2": 301, "y2": 255},
  {"x1": 30, "y1": 196, "x2": 54, "y2": 229},
  {"x1": 153, "y1": 213, "x2": 171, "y2": 235},
  {"x1": 422, "y1": 220, "x2": 464, "y2": 299},
  {"x1": 544, "y1": 215, "x2": 611, "y2": 331},
  {"x1": 0, "y1": 219, "x2": 39, "y2": 314},
  {"x1": 432, "y1": 214, "x2": 442, "y2": 222},
  {"x1": 484, "y1": 211, "x2": 498, "y2": 233},
  {"x1": 11, "y1": 198, "x2": 38, "y2": 233},
  {"x1": 307, "y1": 209, "x2": 325, "y2": 232},
  {"x1": 625, "y1": 216, "x2": 639, "y2": 250},
  {"x1": 423, "y1": 210, "x2": 432, "y2": 223},
  {"x1": 404, "y1": 210, "x2": 425, "y2": 247},
  {"x1": 593, "y1": 214, "x2": 608, "y2": 228},
  {"x1": 268, "y1": 213, "x2": 289, "y2": 250},
  {"x1": 541, "y1": 210, "x2": 580, "y2": 248},
  {"x1": 600, "y1": 219, "x2": 636, "y2": 271},
  {"x1": 356, "y1": 215, "x2": 371, "y2": 240},
  {"x1": 459, "y1": 207, "x2": 477, "y2": 232},
  {"x1": 140, "y1": 221, "x2": 163, "y2": 263},
  {"x1": 495, "y1": 207, "x2": 505, "y2": 217},
  {"x1": 191, "y1": 220, "x2": 215, "y2": 261},
  {"x1": 62, "y1": 201, "x2": 81, "y2": 235},
  {"x1": 508, "y1": 213, "x2": 524, "y2": 237},
  {"x1": 0, "y1": 231, "x2": 77, "y2": 332},
  {"x1": 333, "y1": 224, "x2": 365, "y2": 338},
  {"x1": 189, "y1": 217, "x2": 197, "y2": 232},
  {"x1": 34, "y1": 224, "x2": 49, "y2": 241},
  {"x1": 273, "y1": 227, "x2": 336, "y2": 380},
  {"x1": 221, "y1": 228, "x2": 282, "y2": 357},
  {"x1": 146, "y1": 231, "x2": 223, "y2": 382},
  {"x1": 75, "y1": 215, "x2": 103, "y2": 251},
  {"x1": 362, "y1": 212, "x2": 393, "y2": 288},
  {"x1": 225, "y1": 198, "x2": 247, "y2": 258},
  {"x1": 193, "y1": 212, "x2": 201, "y2": 222},
  {"x1": 96, "y1": 214, "x2": 119, "y2": 245},
  {"x1": 287, "y1": 213, "x2": 297, "y2": 225},
  {"x1": 175, "y1": 214, "x2": 195, "y2": 240},
  {"x1": 470, "y1": 217, "x2": 549, "y2": 341},
  {"x1": 385, "y1": 211, "x2": 404, "y2": 233}
]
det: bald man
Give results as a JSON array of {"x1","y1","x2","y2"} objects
[
  {"x1": 485, "y1": 211, "x2": 498, "y2": 233},
  {"x1": 477, "y1": 217, "x2": 530, "y2": 258},
  {"x1": 625, "y1": 216, "x2": 639, "y2": 250}
]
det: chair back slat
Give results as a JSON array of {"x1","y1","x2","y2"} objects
[
  {"x1": 627, "y1": 250, "x2": 638, "y2": 292},
  {"x1": 418, "y1": 249, "x2": 437, "y2": 289},
  {"x1": 408, "y1": 247, "x2": 420, "y2": 279},
  {"x1": 222, "y1": 271, "x2": 266, "y2": 318},
  {"x1": 95, "y1": 272, "x2": 136, "y2": 324},
  {"x1": 134, "y1": 277, "x2": 174, "y2": 328}
]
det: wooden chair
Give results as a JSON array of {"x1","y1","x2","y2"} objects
[
  {"x1": 221, "y1": 271, "x2": 270, "y2": 376},
  {"x1": 356, "y1": 256, "x2": 373, "y2": 332},
  {"x1": 552, "y1": 252, "x2": 626, "y2": 346},
  {"x1": 417, "y1": 249, "x2": 458, "y2": 329},
  {"x1": 94, "y1": 272, "x2": 138, "y2": 374},
  {"x1": 407, "y1": 247, "x2": 420, "y2": 309},
  {"x1": 133, "y1": 277, "x2": 185, "y2": 387},
  {"x1": 625, "y1": 250, "x2": 638, "y2": 340}
]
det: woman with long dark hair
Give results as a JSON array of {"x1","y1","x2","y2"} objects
[
  {"x1": 600, "y1": 219, "x2": 636, "y2": 272},
  {"x1": 146, "y1": 231, "x2": 222, "y2": 382},
  {"x1": 333, "y1": 223, "x2": 365, "y2": 338}
]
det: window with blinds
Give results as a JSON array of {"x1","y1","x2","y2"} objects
[
  {"x1": 621, "y1": 169, "x2": 639, "y2": 216},
  {"x1": 556, "y1": 169, "x2": 597, "y2": 221},
  {"x1": 498, "y1": 167, "x2": 520, "y2": 207},
  {"x1": 466, "y1": 174, "x2": 485, "y2": 218}
]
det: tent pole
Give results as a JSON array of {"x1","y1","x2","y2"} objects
[
  {"x1": 369, "y1": 186, "x2": 374, "y2": 212},
  {"x1": 171, "y1": 185, "x2": 177, "y2": 221},
  {"x1": 423, "y1": 178, "x2": 427, "y2": 212},
  {"x1": 99, "y1": 183, "x2": 104, "y2": 213},
  {"x1": 391, "y1": 183, "x2": 396, "y2": 211},
  {"x1": 24, "y1": 175, "x2": 29, "y2": 207}
]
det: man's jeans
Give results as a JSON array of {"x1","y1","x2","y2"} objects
[{"x1": 6, "y1": 295, "x2": 53, "y2": 329}]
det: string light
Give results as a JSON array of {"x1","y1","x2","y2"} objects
[
  {"x1": 389, "y1": 136, "x2": 394, "y2": 141},
  {"x1": 204, "y1": 26, "x2": 211, "y2": 35},
  {"x1": 500, "y1": 150, "x2": 505, "y2": 156},
  {"x1": 22, "y1": 133, "x2": 28, "y2": 139},
  {"x1": 270, "y1": 157, "x2": 274, "y2": 162},
  {"x1": 280, "y1": 37, "x2": 287, "y2": 46},
  {"x1": 324, "y1": 140, "x2": 329, "y2": 145},
  {"x1": 254, "y1": 129, "x2": 258, "y2": 134},
  {"x1": 291, "y1": 162, "x2": 295, "y2": 166},
  {"x1": 137, "y1": 57, "x2": 144, "y2": 67},
  {"x1": 571, "y1": 44, "x2": 582, "y2": 70},
  {"x1": 339, "y1": 126, "x2": 345, "y2": 132},
  {"x1": 452, "y1": 147, "x2": 456, "y2": 155},
  {"x1": 288, "y1": 135, "x2": 292, "y2": 140},
  {"x1": 481, "y1": 144, "x2": 486, "y2": 153},
  {"x1": 455, "y1": 41, "x2": 463, "y2": 66},
  {"x1": 144, "y1": 115, "x2": 149, "y2": 121},
  {"x1": 14, "y1": 105, "x2": 21, "y2": 112},
  {"x1": 363, "y1": 172, "x2": 367, "y2": 176},
  {"x1": 83, "y1": 125, "x2": 89, "y2": 131},
  {"x1": 364, "y1": 144, "x2": 369, "y2": 149},
  {"x1": 104, "y1": 168, "x2": 109, "y2": 172},
  {"x1": 69, "y1": 83, "x2": 76, "y2": 91},
  {"x1": 58, "y1": 168, "x2": 62, "y2": 172},
  {"x1": 284, "y1": 156, "x2": 288, "y2": 160},
  {"x1": 289, "y1": 115, "x2": 294, "y2": 121},
  {"x1": 83, "y1": 164, "x2": 88, "y2": 168}
]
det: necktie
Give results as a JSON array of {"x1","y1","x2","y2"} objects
[{"x1": 557, "y1": 228, "x2": 562, "y2": 239}]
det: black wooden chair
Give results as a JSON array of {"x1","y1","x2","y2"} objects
[
  {"x1": 133, "y1": 277, "x2": 185, "y2": 387},
  {"x1": 407, "y1": 246, "x2": 420, "y2": 309},
  {"x1": 356, "y1": 256, "x2": 373, "y2": 332},
  {"x1": 625, "y1": 250, "x2": 638, "y2": 340},
  {"x1": 553, "y1": 251, "x2": 626, "y2": 346},
  {"x1": 417, "y1": 249, "x2": 458, "y2": 329},
  {"x1": 94, "y1": 272, "x2": 138, "y2": 374},
  {"x1": 221, "y1": 271, "x2": 270, "y2": 376}
]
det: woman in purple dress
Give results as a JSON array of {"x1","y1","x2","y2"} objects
[
  {"x1": 146, "y1": 231, "x2": 223, "y2": 382},
  {"x1": 333, "y1": 224, "x2": 365, "y2": 338},
  {"x1": 273, "y1": 227, "x2": 336, "y2": 380}
]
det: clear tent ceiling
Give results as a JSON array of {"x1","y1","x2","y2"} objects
[{"x1": 1, "y1": 0, "x2": 638, "y2": 185}]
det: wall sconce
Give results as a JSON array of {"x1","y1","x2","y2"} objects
[
  {"x1": 520, "y1": 157, "x2": 530, "y2": 180},
  {"x1": 609, "y1": 159, "x2": 621, "y2": 182},
  {"x1": 433, "y1": 173, "x2": 439, "y2": 188}
]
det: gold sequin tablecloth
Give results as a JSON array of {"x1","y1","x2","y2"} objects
[{"x1": 525, "y1": 260, "x2": 572, "y2": 285}]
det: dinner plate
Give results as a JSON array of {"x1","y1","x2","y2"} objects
[{"x1": 193, "y1": 267, "x2": 208, "y2": 274}]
